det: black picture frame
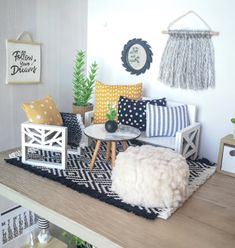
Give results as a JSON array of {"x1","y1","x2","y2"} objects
[{"x1": 121, "y1": 38, "x2": 153, "y2": 75}]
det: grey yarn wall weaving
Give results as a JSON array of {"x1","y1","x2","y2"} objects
[{"x1": 159, "y1": 11, "x2": 219, "y2": 90}]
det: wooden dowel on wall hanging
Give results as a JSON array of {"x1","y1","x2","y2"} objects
[
  {"x1": 161, "y1": 30, "x2": 220, "y2": 36},
  {"x1": 162, "y1": 10, "x2": 220, "y2": 37}
]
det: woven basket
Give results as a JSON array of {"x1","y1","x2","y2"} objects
[{"x1": 72, "y1": 104, "x2": 93, "y2": 123}]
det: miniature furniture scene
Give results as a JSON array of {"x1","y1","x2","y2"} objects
[
  {"x1": 16, "y1": 84, "x2": 204, "y2": 216},
  {"x1": 85, "y1": 81, "x2": 201, "y2": 160},
  {"x1": 1, "y1": 2, "x2": 235, "y2": 247},
  {"x1": 3, "y1": 83, "x2": 216, "y2": 245},
  {"x1": 6, "y1": 76, "x2": 207, "y2": 247},
  {"x1": 21, "y1": 96, "x2": 86, "y2": 170}
]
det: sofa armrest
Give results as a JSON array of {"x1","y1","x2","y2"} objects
[
  {"x1": 21, "y1": 121, "x2": 67, "y2": 131},
  {"x1": 84, "y1": 110, "x2": 95, "y2": 127},
  {"x1": 21, "y1": 122, "x2": 68, "y2": 147},
  {"x1": 21, "y1": 122, "x2": 68, "y2": 168},
  {"x1": 175, "y1": 122, "x2": 201, "y2": 159}
]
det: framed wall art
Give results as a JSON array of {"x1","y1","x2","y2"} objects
[
  {"x1": 6, "y1": 32, "x2": 41, "y2": 84},
  {"x1": 121, "y1": 38, "x2": 153, "y2": 75}
]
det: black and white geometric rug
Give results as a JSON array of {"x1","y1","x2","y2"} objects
[{"x1": 5, "y1": 144, "x2": 216, "y2": 220}]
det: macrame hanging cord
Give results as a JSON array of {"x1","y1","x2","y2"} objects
[{"x1": 159, "y1": 11, "x2": 219, "y2": 90}]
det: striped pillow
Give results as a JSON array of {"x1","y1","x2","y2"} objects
[{"x1": 146, "y1": 103, "x2": 190, "y2": 137}]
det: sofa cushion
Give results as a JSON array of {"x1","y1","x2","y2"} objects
[
  {"x1": 94, "y1": 81, "x2": 142, "y2": 123},
  {"x1": 118, "y1": 96, "x2": 166, "y2": 131},
  {"x1": 60, "y1": 112, "x2": 83, "y2": 147},
  {"x1": 146, "y1": 103, "x2": 190, "y2": 137},
  {"x1": 22, "y1": 96, "x2": 63, "y2": 125}
]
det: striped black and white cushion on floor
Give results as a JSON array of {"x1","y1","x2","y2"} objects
[
  {"x1": 146, "y1": 103, "x2": 190, "y2": 137},
  {"x1": 5, "y1": 144, "x2": 216, "y2": 220}
]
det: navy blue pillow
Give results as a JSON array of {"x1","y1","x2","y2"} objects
[{"x1": 118, "y1": 96, "x2": 167, "y2": 131}]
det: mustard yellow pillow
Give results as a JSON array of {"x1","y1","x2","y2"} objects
[
  {"x1": 22, "y1": 96, "x2": 63, "y2": 125},
  {"x1": 94, "y1": 81, "x2": 142, "y2": 123}
]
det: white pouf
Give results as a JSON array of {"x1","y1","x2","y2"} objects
[{"x1": 111, "y1": 145, "x2": 189, "y2": 208}]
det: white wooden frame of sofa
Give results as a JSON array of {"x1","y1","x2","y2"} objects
[
  {"x1": 84, "y1": 100, "x2": 201, "y2": 160},
  {"x1": 21, "y1": 114, "x2": 88, "y2": 169}
]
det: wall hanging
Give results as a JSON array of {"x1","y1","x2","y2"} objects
[
  {"x1": 121, "y1": 38, "x2": 153, "y2": 75},
  {"x1": 6, "y1": 32, "x2": 41, "y2": 84},
  {"x1": 159, "y1": 10, "x2": 219, "y2": 90}
]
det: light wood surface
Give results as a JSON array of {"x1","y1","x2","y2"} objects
[{"x1": 0, "y1": 149, "x2": 235, "y2": 248}]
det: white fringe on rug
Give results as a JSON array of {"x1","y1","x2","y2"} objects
[
  {"x1": 159, "y1": 30, "x2": 215, "y2": 90},
  {"x1": 8, "y1": 150, "x2": 21, "y2": 158},
  {"x1": 158, "y1": 164, "x2": 216, "y2": 219}
]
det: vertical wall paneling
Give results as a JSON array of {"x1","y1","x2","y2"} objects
[{"x1": 0, "y1": 0, "x2": 87, "y2": 152}]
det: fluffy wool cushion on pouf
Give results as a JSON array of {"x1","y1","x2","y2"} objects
[{"x1": 111, "y1": 145, "x2": 189, "y2": 208}]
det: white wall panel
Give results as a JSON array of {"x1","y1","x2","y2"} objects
[{"x1": 87, "y1": 0, "x2": 235, "y2": 162}]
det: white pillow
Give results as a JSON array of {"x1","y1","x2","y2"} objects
[{"x1": 146, "y1": 103, "x2": 190, "y2": 137}]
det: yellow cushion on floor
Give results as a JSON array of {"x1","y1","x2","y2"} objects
[
  {"x1": 94, "y1": 81, "x2": 142, "y2": 123},
  {"x1": 22, "y1": 96, "x2": 63, "y2": 125}
]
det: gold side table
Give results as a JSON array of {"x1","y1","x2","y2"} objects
[
  {"x1": 217, "y1": 134, "x2": 235, "y2": 177},
  {"x1": 22, "y1": 237, "x2": 67, "y2": 248}
]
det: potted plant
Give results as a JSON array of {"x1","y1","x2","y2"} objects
[
  {"x1": 62, "y1": 232, "x2": 92, "y2": 248},
  {"x1": 72, "y1": 50, "x2": 98, "y2": 122},
  {"x1": 105, "y1": 103, "x2": 118, "y2": 133}
]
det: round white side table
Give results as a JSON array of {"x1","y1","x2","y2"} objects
[{"x1": 84, "y1": 124, "x2": 141, "y2": 170}]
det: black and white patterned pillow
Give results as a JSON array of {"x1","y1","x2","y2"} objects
[
  {"x1": 60, "y1": 112, "x2": 83, "y2": 147},
  {"x1": 146, "y1": 103, "x2": 190, "y2": 137},
  {"x1": 118, "y1": 96, "x2": 167, "y2": 131}
]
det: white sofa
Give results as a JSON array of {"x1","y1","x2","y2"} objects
[{"x1": 84, "y1": 100, "x2": 200, "y2": 160}]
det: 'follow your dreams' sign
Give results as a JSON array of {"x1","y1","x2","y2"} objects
[{"x1": 6, "y1": 40, "x2": 41, "y2": 84}]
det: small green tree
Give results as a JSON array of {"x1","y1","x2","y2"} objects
[
  {"x1": 231, "y1": 118, "x2": 235, "y2": 124},
  {"x1": 73, "y1": 51, "x2": 98, "y2": 107},
  {"x1": 62, "y1": 232, "x2": 92, "y2": 248},
  {"x1": 106, "y1": 104, "x2": 117, "y2": 121}
]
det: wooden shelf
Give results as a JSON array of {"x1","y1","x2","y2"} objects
[{"x1": 1, "y1": 148, "x2": 235, "y2": 248}]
